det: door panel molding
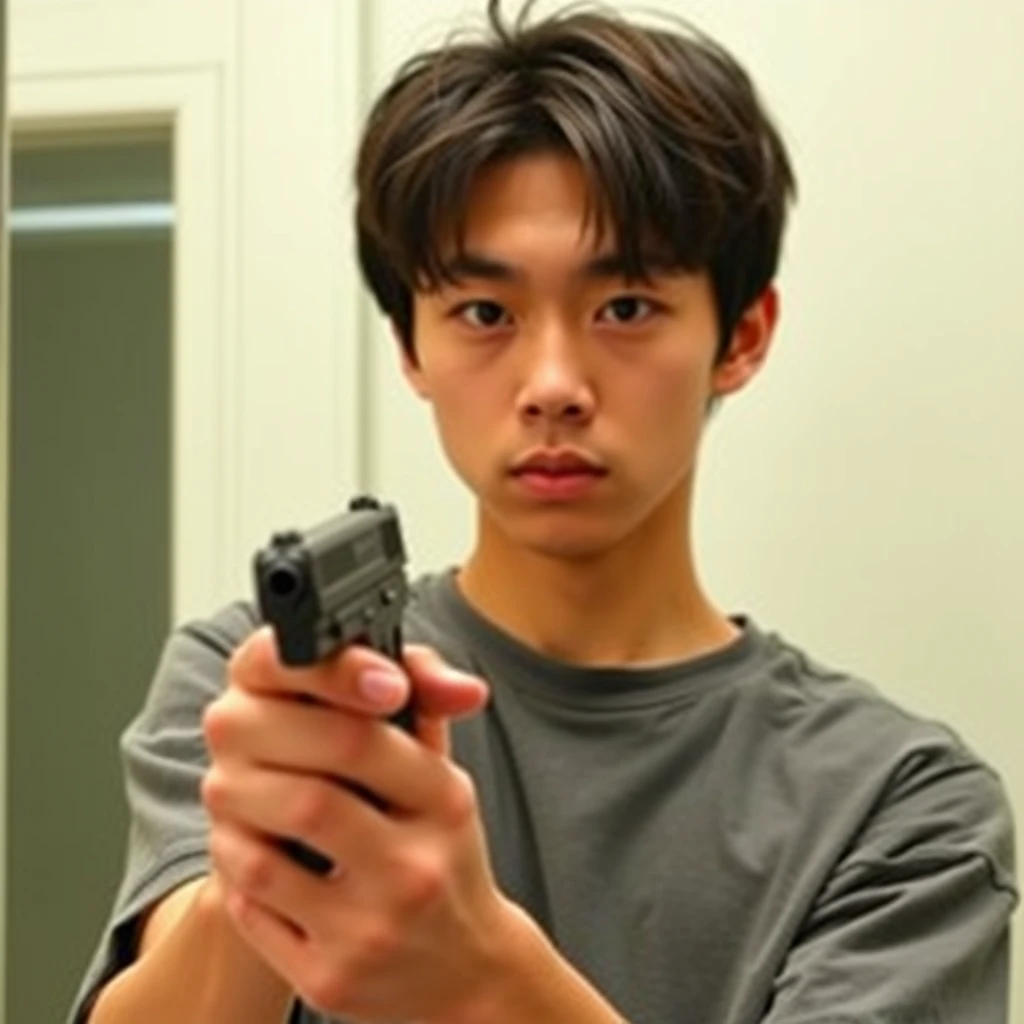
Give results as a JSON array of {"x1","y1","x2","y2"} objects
[{"x1": 13, "y1": 69, "x2": 232, "y2": 625}]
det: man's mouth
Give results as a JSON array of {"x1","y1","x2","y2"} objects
[
  {"x1": 509, "y1": 448, "x2": 607, "y2": 476},
  {"x1": 509, "y1": 449, "x2": 608, "y2": 499}
]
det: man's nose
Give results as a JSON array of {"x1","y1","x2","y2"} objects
[{"x1": 515, "y1": 325, "x2": 595, "y2": 424}]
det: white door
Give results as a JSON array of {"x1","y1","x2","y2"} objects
[{"x1": 3, "y1": 3, "x2": 362, "y2": 1020}]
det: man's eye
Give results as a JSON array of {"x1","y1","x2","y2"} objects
[
  {"x1": 455, "y1": 301, "x2": 510, "y2": 328},
  {"x1": 598, "y1": 296, "x2": 656, "y2": 325}
]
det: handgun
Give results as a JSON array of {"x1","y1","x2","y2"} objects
[{"x1": 253, "y1": 494, "x2": 412, "y2": 874}]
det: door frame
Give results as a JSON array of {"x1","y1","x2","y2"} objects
[{"x1": 12, "y1": 69, "x2": 233, "y2": 626}]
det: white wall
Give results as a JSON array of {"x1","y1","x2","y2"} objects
[
  {"x1": 3, "y1": 0, "x2": 1021, "y2": 1017},
  {"x1": 362, "y1": 0, "x2": 485, "y2": 568},
  {"x1": 363, "y1": 0, "x2": 1024, "y2": 1015}
]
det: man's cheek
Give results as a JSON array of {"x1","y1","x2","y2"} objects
[
  {"x1": 434, "y1": 407, "x2": 488, "y2": 479},
  {"x1": 654, "y1": 375, "x2": 707, "y2": 423}
]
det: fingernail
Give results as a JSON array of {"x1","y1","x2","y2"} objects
[
  {"x1": 440, "y1": 666, "x2": 481, "y2": 686},
  {"x1": 358, "y1": 669, "x2": 404, "y2": 706}
]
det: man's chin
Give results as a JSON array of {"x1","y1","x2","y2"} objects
[
  {"x1": 507, "y1": 522, "x2": 625, "y2": 563},
  {"x1": 477, "y1": 494, "x2": 641, "y2": 562}
]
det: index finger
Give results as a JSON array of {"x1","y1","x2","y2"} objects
[{"x1": 228, "y1": 626, "x2": 410, "y2": 717}]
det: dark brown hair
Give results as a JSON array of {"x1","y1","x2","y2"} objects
[{"x1": 355, "y1": 0, "x2": 797, "y2": 363}]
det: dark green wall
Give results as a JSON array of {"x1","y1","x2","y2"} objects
[{"x1": 7, "y1": 228, "x2": 171, "y2": 1024}]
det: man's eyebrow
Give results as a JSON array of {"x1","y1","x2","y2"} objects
[
  {"x1": 583, "y1": 252, "x2": 674, "y2": 280},
  {"x1": 437, "y1": 249, "x2": 675, "y2": 283},
  {"x1": 440, "y1": 251, "x2": 518, "y2": 281}
]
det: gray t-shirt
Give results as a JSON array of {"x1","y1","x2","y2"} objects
[{"x1": 69, "y1": 569, "x2": 1018, "y2": 1024}]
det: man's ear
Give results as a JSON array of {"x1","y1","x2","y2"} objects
[
  {"x1": 391, "y1": 321, "x2": 430, "y2": 400},
  {"x1": 710, "y1": 285, "x2": 780, "y2": 397}
]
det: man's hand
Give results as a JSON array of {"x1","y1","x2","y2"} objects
[{"x1": 199, "y1": 628, "x2": 517, "y2": 1023}]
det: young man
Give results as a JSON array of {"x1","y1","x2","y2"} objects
[{"x1": 73, "y1": 1, "x2": 1016, "y2": 1022}]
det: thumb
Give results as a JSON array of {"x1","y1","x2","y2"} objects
[
  {"x1": 401, "y1": 644, "x2": 489, "y2": 718},
  {"x1": 401, "y1": 645, "x2": 489, "y2": 756}
]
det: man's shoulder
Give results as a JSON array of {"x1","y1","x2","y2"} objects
[
  {"x1": 160, "y1": 570, "x2": 459, "y2": 664},
  {"x1": 174, "y1": 599, "x2": 262, "y2": 655},
  {"x1": 745, "y1": 624, "x2": 1011, "y2": 828},
  {"x1": 148, "y1": 571, "x2": 466, "y2": 692},
  {"x1": 747, "y1": 624, "x2": 985, "y2": 762},
  {"x1": 723, "y1": 624, "x2": 1017, "y2": 896}
]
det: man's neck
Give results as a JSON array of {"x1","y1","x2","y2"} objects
[{"x1": 455, "y1": 491, "x2": 739, "y2": 668}]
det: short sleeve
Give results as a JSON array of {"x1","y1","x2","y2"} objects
[
  {"x1": 763, "y1": 737, "x2": 1018, "y2": 1024},
  {"x1": 66, "y1": 601, "x2": 259, "y2": 1024}
]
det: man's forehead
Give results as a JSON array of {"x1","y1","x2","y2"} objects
[
  {"x1": 451, "y1": 153, "x2": 626, "y2": 237},
  {"x1": 425, "y1": 158, "x2": 685, "y2": 285}
]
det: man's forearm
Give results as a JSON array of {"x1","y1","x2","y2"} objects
[{"x1": 89, "y1": 878, "x2": 294, "y2": 1024}]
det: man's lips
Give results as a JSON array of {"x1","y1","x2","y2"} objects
[
  {"x1": 509, "y1": 448, "x2": 607, "y2": 476},
  {"x1": 509, "y1": 449, "x2": 608, "y2": 500}
]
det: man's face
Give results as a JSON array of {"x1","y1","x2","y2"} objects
[{"x1": 402, "y1": 152, "x2": 775, "y2": 560}]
